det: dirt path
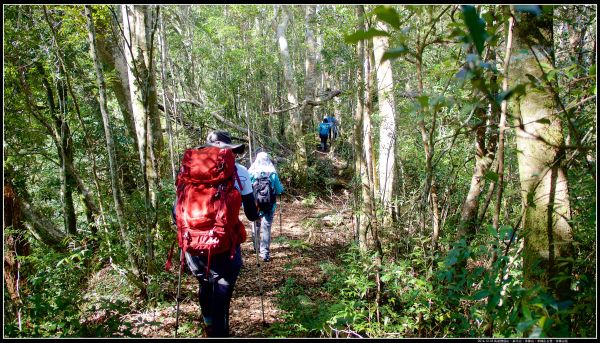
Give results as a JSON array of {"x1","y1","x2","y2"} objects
[{"x1": 117, "y1": 190, "x2": 354, "y2": 338}]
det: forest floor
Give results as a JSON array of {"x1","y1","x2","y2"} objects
[{"x1": 110, "y1": 148, "x2": 355, "y2": 338}]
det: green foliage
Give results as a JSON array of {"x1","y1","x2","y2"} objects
[
  {"x1": 268, "y1": 276, "x2": 336, "y2": 337},
  {"x1": 6, "y1": 239, "x2": 92, "y2": 337},
  {"x1": 286, "y1": 238, "x2": 312, "y2": 252},
  {"x1": 344, "y1": 28, "x2": 389, "y2": 44},
  {"x1": 273, "y1": 217, "x2": 594, "y2": 338},
  {"x1": 371, "y1": 6, "x2": 401, "y2": 29},
  {"x1": 301, "y1": 193, "x2": 317, "y2": 207},
  {"x1": 4, "y1": 3, "x2": 596, "y2": 338},
  {"x1": 461, "y1": 5, "x2": 488, "y2": 57}
]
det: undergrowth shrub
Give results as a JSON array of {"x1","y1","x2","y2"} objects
[
  {"x1": 5, "y1": 241, "x2": 93, "y2": 337},
  {"x1": 4, "y1": 233, "x2": 141, "y2": 337},
  {"x1": 271, "y1": 220, "x2": 593, "y2": 338}
]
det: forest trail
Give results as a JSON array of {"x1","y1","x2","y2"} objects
[{"x1": 116, "y1": 149, "x2": 354, "y2": 338}]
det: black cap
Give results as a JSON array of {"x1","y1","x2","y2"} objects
[{"x1": 205, "y1": 131, "x2": 245, "y2": 154}]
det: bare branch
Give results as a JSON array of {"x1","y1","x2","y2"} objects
[{"x1": 263, "y1": 89, "x2": 342, "y2": 115}]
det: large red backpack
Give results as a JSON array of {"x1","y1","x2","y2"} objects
[{"x1": 165, "y1": 146, "x2": 246, "y2": 272}]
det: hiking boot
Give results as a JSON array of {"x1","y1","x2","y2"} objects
[
  {"x1": 201, "y1": 323, "x2": 216, "y2": 337},
  {"x1": 262, "y1": 257, "x2": 270, "y2": 262}
]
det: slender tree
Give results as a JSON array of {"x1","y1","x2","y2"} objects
[{"x1": 372, "y1": 20, "x2": 397, "y2": 224}]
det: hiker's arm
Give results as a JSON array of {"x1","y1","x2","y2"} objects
[
  {"x1": 241, "y1": 193, "x2": 260, "y2": 221},
  {"x1": 235, "y1": 164, "x2": 260, "y2": 221}
]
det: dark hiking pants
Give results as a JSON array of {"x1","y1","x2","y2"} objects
[
  {"x1": 185, "y1": 245, "x2": 242, "y2": 337},
  {"x1": 319, "y1": 134, "x2": 328, "y2": 150}
]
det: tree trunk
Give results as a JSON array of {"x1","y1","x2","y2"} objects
[
  {"x1": 30, "y1": 59, "x2": 78, "y2": 237},
  {"x1": 94, "y1": 6, "x2": 138, "y2": 149},
  {"x1": 354, "y1": 5, "x2": 369, "y2": 253},
  {"x1": 56, "y1": 76, "x2": 78, "y2": 237},
  {"x1": 510, "y1": 7, "x2": 574, "y2": 299},
  {"x1": 362, "y1": 8, "x2": 379, "y2": 251},
  {"x1": 37, "y1": 11, "x2": 80, "y2": 236},
  {"x1": 415, "y1": 55, "x2": 441, "y2": 247},
  {"x1": 159, "y1": 10, "x2": 177, "y2": 181},
  {"x1": 493, "y1": 8, "x2": 515, "y2": 233},
  {"x1": 86, "y1": 5, "x2": 145, "y2": 291},
  {"x1": 457, "y1": 105, "x2": 496, "y2": 240},
  {"x1": 372, "y1": 21, "x2": 397, "y2": 225},
  {"x1": 276, "y1": 6, "x2": 306, "y2": 178},
  {"x1": 302, "y1": 5, "x2": 318, "y2": 135},
  {"x1": 122, "y1": 4, "x2": 160, "y2": 276},
  {"x1": 4, "y1": 178, "x2": 30, "y2": 318},
  {"x1": 5, "y1": 173, "x2": 67, "y2": 250},
  {"x1": 41, "y1": 7, "x2": 81, "y2": 237}
]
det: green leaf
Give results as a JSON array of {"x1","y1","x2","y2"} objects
[
  {"x1": 486, "y1": 224, "x2": 497, "y2": 237},
  {"x1": 536, "y1": 118, "x2": 551, "y2": 125},
  {"x1": 373, "y1": 6, "x2": 401, "y2": 29},
  {"x1": 472, "y1": 289, "x2": 490, "y2": 300},
  {"x1": 344, "y1": 28, "x2": 390, "y2": 44},
  {"x1": 481, "y1": 11, "x2": 494, "y2": 25},
  {"x1": 417, "y1": 95, "x2": 429, "y2": 108},
  {"x1": 462, "y1": 5, "x2": 487, "y2": 56},
  {"x1": 447, "y1": 255, "x2": 457, "y2": 266},
  {"x1": 381, "y1": 46, "x2": 408, "y2": 62},
  {"x1": 497, "y1": 84, "x2": 527, "y2": 102},
  {"x1": 526, "y1": 73, "x2": 540, "y2": 87},
  {"x1": 484, "y1": 171, "x2": 499, "y2": 182},
  {"x1": 517, "y1": 320, "x2": 537, "y2": 333},
  {"x1": 526, "y1": 191, "x2": 536, "y2": 208},
  {"x1": 499, "y1": 226, "x2": 513, "y2": 240},
  {"x1": 514, "y1": 5, "x2": 541, "y2": 16},
  {"x1": 588, "y1": 63, "x2": 595, "y2": 77},
  {"x1": 381, "y1": 273, "x2": 393, "y2": 283},
  {"x1": 522, "y1": 301, "x2": 532, "y2": 320}
]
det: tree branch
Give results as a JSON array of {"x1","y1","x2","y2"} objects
[
  {"x1": 263, "y1": 89, "x2": 342, "y2": 115},
  {"x1": 158, "y1": 99, "x2": 293, "y2": 154}
]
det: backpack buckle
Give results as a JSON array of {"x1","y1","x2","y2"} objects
[{"x1": 213, "y1": 183, "x2": 226, "y2": 199}]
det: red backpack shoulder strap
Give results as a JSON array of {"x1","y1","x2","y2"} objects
[{"x1": 233, "y1": 165, "x2": 243, "y2": 192}]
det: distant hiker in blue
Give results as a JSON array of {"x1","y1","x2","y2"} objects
[
  {"x1": 318, "y1": 117, "x2": 331, "y2": 151},
  {"x1": 249, "y1": 152, "x2": 284, "y2": 262},
  {"x1": 325, "y1": 114, "x2": 338, "y2": 141}
]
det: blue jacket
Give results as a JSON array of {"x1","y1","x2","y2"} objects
[{"x1": 326, "y1": 116, "x2": 338, "y2": 133}]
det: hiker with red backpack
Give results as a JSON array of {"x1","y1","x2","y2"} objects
[
  {"x1": 249, "y1": 152, "x2": 284, "y2": 262},
  {"x1": 169, "y1": 130, "x2": 260, "y2": 337}
]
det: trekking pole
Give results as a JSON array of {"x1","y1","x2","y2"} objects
[
  {"x1": 252, "y1": 221, "x2": 266, "y2": 325},
  {"x1": 174, "y1": 248, "x2": 183, "y2": 337},
  {"x1": 279, "y1": 195, "x2": 282, "y2": 237}
]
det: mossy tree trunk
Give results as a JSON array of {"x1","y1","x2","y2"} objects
[
  {"x1": 510, "y1": 6, "x2": 574, "y2": 299},
  {"x1": 121, "y1": 4, "x2": 162, "y2": 277},
  {"x1": 86, "y1": 5, "x2": 147, "y2": 295}
]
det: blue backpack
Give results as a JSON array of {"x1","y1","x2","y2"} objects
[{"x1": 319, "y1": 123, "x2": 330, "y2": 136}]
